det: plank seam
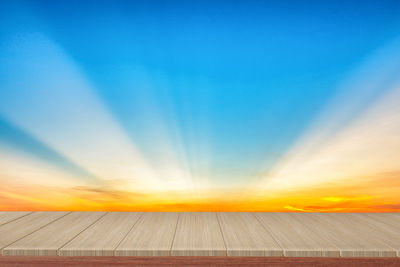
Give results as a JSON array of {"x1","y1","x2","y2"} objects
[
  {"x1": 305, "y1": 213, "x2": 346, "y2": 258},
  {"x1": 339, "y1": 214, "x2": 399, "y2": 255},
  {"x1": 215, "y1": 212, "x2": 228, "y2": 256},
  {"x1": 57, "y1": 212, "x2": 109, "y2": 255},
  {"x1": 252, "y1": 213, "x2": 284, "y2": 256},
  {"x1": 0, "y1": 212, "x2": 34, "y2": 227},
  {"x1": 313, "y1": 213, "x2": 395, "y2": 257},
  {"x1": 361, "y1": 213, "x2": 400, "y2": 254},
  {"x1": 0, "y1": 212, "x2": 72, "y2": 254},
  {"x1": 286, "y1": 213, "x2": 342, "y2": 256},
  {"x1": 169, "y1": 212, "x2": 180, "y2": 256},
  {"x1": 113, "y1": 212, "x2": 145, "y2": 255}
]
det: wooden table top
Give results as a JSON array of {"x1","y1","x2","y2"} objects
[{"x1": 0, "y1": 212, "x2": 399, "y2": 257}]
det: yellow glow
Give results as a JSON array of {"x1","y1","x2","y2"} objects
[
  {"x1": 284, "y1": 205, "x2": 307, "y2": 212},
  {"x1": 323, "y1": 196, "x2": 371, "y2": 202}
]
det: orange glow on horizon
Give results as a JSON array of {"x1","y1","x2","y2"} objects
[{"x1": 1, "y1": 171, "x2": 399, "y2": 212}]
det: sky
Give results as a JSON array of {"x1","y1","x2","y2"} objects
[{"x1": 0, "y1": 0, "x2": 400, "y2": 211}]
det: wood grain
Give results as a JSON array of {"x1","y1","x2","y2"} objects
[
  {"x1": 1, "y1": 212, "x2": 399, "y2": 258},
  {"x1": 339, "y1": 213, "x2": 400, "y2": 257},
  {"x1": 363, "y1": 213, "x2": 400, "y2": 230},
  {"x1": 255, "y1": 213, "x2": 340, "y2": 257},
  {"x1": 171, "y1": 212, "x2": 226, "y2": 256},
  {"x1": 217, "y1": 212, "x2": 283, "y2": 256},
  {"x1": 0, "y1": 212, "x2": 31, "y2": 227},
  {"x1": 291, "y1": 213, "x2": 396, "y2": 257},
  {"x1": 59, "y1": 212, "x2": 142, "y2": 256},
  {"x1": 2, "y1": 212, "x2": 105, "y2": 256},
  {"x1": 115, "y1": 212, "x2": 178, "y2": 256},
  {"x1": 0, "y1": 212, "x2": 68, "y2": 254}
]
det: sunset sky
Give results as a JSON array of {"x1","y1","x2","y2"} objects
[{"x1": 1, "y1": 0, "x2": 400, "y2": 211}]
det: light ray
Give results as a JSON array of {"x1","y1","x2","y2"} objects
[
  {"x1": 0, "y1": 145, "x2": 84, "y2": 188},
  {"x1": 252, "y1": 37, "x2": 400, "y2": 196},
  {"x1": 0, "y1": 33, "x2": 166, "y2": 192},
  {"x1": 98, "y1": 67, "x2": 197, "y2": 193}
]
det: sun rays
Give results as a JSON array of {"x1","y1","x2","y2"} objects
[
  {"x1": 1, "y1": 1, "x2": 400, "y2": 211},
  {"x1": 0, "y1": 32, "x2": 198, "y2": 195},
  {"x1": 246, "y1": 38, "x2": 400, "y2": 211},
  {"x1": 256, "y1": 44, "x2": 400, "y2": 193}
]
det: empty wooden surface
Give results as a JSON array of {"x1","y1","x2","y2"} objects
[
  {"x1": 0, "y1": 212, "x2": 399, "y2": 257},
  {"x1": 339, "y1": 213, "x2": 400, "y2": 257},
  {"x1": 0, "y1": 212, "x2": 31, "y2": 226},
  {"x1": 291, "y1": 213, "x2": 396, "y2": 257},
  {"x1": 0, "y1": 212, "x2": 68, "y2": 253},
  {"x1": 363, "y1": 213, "x2": 400, "y2": 230},
  {"x1": 255, "y1": 213, "x2": 340, "y2": 257},
  {"x1": 363, "y1": 213, "x2": 400, "y2": 257},
  {"x1": 60, "y1": 212, "x2": 142, "y2": 256},
  {"x1": 115, "y1": 212, "x2": 177, "y2": 256},
  {"x1": 218, "y1": 212, "x2": 282, "y2": 256},
  {"x1": 3, "y1": 212, "x2": 105, "y2": 256},
  {"x1": 172, "y1": 212, "x2": 226, "y2": 256}
]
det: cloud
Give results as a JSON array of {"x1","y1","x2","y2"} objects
[{"x1": 72, "y1": 186, "x2": 146, "y2": 200}]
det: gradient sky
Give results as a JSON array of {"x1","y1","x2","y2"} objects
[{"x1": 1, "y1": 0, "x2": 400, "y2": 211}]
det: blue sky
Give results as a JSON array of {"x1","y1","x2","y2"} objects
[{"x1": 1, "y1": 0, "x2": 400, "y2": 188}]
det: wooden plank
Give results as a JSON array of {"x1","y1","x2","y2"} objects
[
  {"x1": 340, "y1": 213, "x2": 400, "y2": 257},
  {"x1": 3, "y1": 212, "x2": 106, "y2": 256},
  {"x1": 254, "y1": 213, "x2": 340, "y2": 257},
  {"x1": 363, "y1": 213, "x2": 400, "y2": 230},
  {"x1": 290, "y1": 213, "x2": 396, "y2": 257},
  {"x1": 217, "y1": 212, "x2": 282, "y2": 256},
  {"x1": 59, "y1": 212, "x2": 142, "y2": 256},
  {"x1": 1, "y1": 212, "x2": 399, "y2": 258},
  {"x1": 0, "y1": 212, "x2": 32, "y2": 226},
  {"x1": 115, "y1": 212, "x2": 178, "y2": 256},
  {"x1": 0, "y1": 212, "x2": 68, "y2": 254},
  {"x1": 171, "y1": 212, "x2": 226, "y2": 256}
]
